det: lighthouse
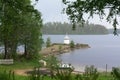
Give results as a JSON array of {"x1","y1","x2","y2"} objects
[{"x1": 64, "y1": 34, "x2": 70, "y2": 44}]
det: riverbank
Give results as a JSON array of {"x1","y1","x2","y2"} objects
[{"x1": 40, "y1": 43, "x2": 90, "y2": 55}]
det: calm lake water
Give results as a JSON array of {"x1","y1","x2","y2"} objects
[{"x1": 43, "y1": 34, "x2": 120, "y2": 71}]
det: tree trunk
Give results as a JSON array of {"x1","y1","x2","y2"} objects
[
  {"x1": 24, "y1": 43, "x2": 27, "y2": 57},
  {"x1": 10, "y1": 42, "x2": 17, "y2": 58},
  {"x1": 4, "y1": 39, "x2": 8, "y2": 59}
]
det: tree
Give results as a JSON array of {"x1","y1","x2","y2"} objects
[
  {"x1": 42, "y1": 22, "x2": 108, "y2": 34},
  {"x1": 46, "y1": 55, "x2": 59, "y2": 78},
  {"x1": 0, "y1": 0, "x2": 24, "y2": 58},
  {"x1": 19, "y1": 9, "x2": 43, "y2": 58},
  {"x1": 0, "y1": 0, "x2": 42, "y2": 59},
  {"x1": 62, "y1": 0, "x2": 120, "y2": 35},
  {"x1": 46, "y1": 37, "x2": 51, "y2": 47}
]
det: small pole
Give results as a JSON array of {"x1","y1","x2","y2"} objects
[{"x1": 106, "y1": 64, "x2": 108, "y2": 77}]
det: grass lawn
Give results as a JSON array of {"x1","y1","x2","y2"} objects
[
  {"x1": 0, "y1": 59, "x2": 42, "y2": 80},
  {"x1": 0, "y1": 56, "x2": 114, "y2": 80},
  {"x1": 0, "y1": 59, "x2": 40, "y2": 71},
  {"x1": 0, "y1": 63, "x2": 114, "y2": 80}
]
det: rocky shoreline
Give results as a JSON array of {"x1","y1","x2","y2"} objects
[{"x1": 40, "y1": 43, "x2": 90, "y2": 55}]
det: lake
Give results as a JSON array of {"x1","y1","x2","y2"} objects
[{"x1": 43, "y1": 34, "x2": 120, "y2": 71}]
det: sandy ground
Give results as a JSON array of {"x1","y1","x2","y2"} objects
[
  {"x1": 14, "y1": 68, "x2": 84, "y2": 76},
  {"x1": 40, "y1": 44, "x2": 70, "y2": 55},
  {"x1": 14, "y1": 67, "x2": 111, "y2": 76},
  {"x1": 14, "y1": 68, "x2": 49, "y2": 76},
  {"x1": 14, "y1": 69, "x2": 33, "y2": 76}
]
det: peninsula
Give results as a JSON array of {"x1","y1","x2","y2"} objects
[{"x1": 40, "y1": 43, "x2": 90, "y2": 55}]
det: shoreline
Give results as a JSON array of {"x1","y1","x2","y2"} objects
[
  {"x1": 72, "y1": 64, "x2": 112, "y2": 72},
  {"x1": 40, "y1": 43, "x2": 113, "y2": 72}
]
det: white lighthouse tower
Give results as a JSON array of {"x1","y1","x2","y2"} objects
[{"x1": 64, "y1": 34, "x2": 70, "y2": 44}]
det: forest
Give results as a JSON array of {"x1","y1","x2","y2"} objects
[{"x1": 42, "y1": 22, "x2": 108, "y2": 35}]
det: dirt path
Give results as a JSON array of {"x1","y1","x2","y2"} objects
[
  {"x1": 14, "y1": 69, "x2": 32, "y2": 76},
  {"x1": 14, "y1": 68, "x2": 83, "y2": 76},
  {"x1": 14, "y1": 68, "x2": 49, "y2": 76}
]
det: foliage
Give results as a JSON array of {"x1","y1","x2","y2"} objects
[
  {"x1": 46, "y1": 55, "x2": 59, "y2": 68},
  {"x1": 0, "y1": 0, "x2": 43, "y2": 59},
  {"x1": 0, "y1": 70, "x2": 15, "y2": 80},
  {"x1": 42, "y1": 22, "x2": 108, "y2": 35},
  {"x1": 29, "y1": 67, "x2": 45, "y2": 80},
  {"x1": 20, "y1": 10, "x2": 43, "y2": 58},
  {"x1": 108, "y1": 29, "x2": 120, "y2": 34},
  {"x1": 62, "y1": 0, "x2": 119, "y2": 35},
  {"x1": 45, "y1": 55, "x2": 60, "y2": 78},
  {"x1": 75, "y1": 65, "x2": 99, "y2": 80},
  {"x1": 59, "y1": 45, "x2": 62, "y2": 52},
  {"x1": 70, "y1": 40, "x2": 75, "y2": 48},
  {"x1": 0, "y1": 57, "x2": 40, "y2": 71},
  {"x1": 46, "y1": 37, "x2": 51, "y2": 47},
  {"x1": 54, "y1": 67, "x2": 74, "y2": 80},
  {"x1": 111, "y1": 67, "x2": 120, "y2": 80},
  {"x1": 0, "y1": 64, "x2": 120, "y2": 80},
  {"x1": 84, "y1": 65, "x2": 99, "y2": 80}
]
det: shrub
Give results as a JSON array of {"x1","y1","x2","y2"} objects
[
  {"x1": 75, "y1": 65, "x2": 99, "y2": 80},
  {"x1": 70, "y1": 40, "x2": 75, "y2": 48},
  {"x1": 54, "y1": 67, "x2": 74, "y2": 80},
  {"x1": 46, "y1": 37, "x2": 51, "y2": 47},
  {"x1": 111, "y1": 67, "x2": 120, "y2": 80},
  {"x1": 59, "y1": 45, "x2": 62, "y2": 52},
  {"x1": 29, "y1": 67, "x2": 45, "y2": 80}
]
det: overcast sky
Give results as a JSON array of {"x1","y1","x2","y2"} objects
[{"x1": 34, "y1": 0, "x2": 114, "y2": 29}]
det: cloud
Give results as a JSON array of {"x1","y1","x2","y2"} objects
[{"x1": 34, "y1": 0, "x2": 68, "y2": 22}]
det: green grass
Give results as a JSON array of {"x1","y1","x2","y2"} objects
[
  {"x1": 0, "y1": 68, "x2": 114, "y2": 80},
  {"x1": 11, "y1": 75, "x2": 27, "y2": 80},
  {"x1": 98, "y1": 72, "x2": 113, "y2": 80},
  {"x1": 14, "y1": 75, "x2": 56, "y2": 80},
  {"x1": 0, "y1": 59, "x2": 41, "y2": 80},
  {"x1": 0, "y1": 59, "x2": 40, "y2": 71},
  {"x1": 0, "y1": 56, "x2": 116, "y2": 80}
]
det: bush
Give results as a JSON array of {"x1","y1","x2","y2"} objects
[
  {"x1": 46, "y1": 37, "x2": 51, "y2": 47},
  {"x1": 70, "y1": 40, "x2": 75, "y2": 48},
  {"x1": 75, "y1": 65, "x2": 99, "y2": 80},
  {"x1": 59, "y1": 45, "x2": 62, "y2": 52},
  {"x1": 29, "y1": 67, "x2": 45, "y2": 80},
  {"x1": 54, "y1": 68, "x2": 74, "y2": 80},
  {"x1": 111, "y1": 67, "x2": 120, "y2": 80}
]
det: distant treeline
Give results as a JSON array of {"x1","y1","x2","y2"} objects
[
  {"x1": 42, "y1": 22, "x2": 108, "y2": 35},
  {"x1": 108, "y1": 29, "x2": 120, "y2": 34}
]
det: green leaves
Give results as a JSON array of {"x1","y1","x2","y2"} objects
[
  {"x1": 0, "y1": 0, "x2": 43, "y2": 59},
  {"x1": 62, "y1": 0, "x2": 120, "y2": 34},
  {"x1": 46, "y1": 37, "x2": 51, "y2": 48},
  {"x1": 113, "y1": 18, "x2": 118, "y2": 35},
  {"x1": 111, "y1": 67, "x2": 120, "y2": 80},
  {"x1": 75, "y1": 65, "x2": 99, "y2": 80},
  {"x1": 70, "y1": 40, "x2": 75, "y2": 48}
]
